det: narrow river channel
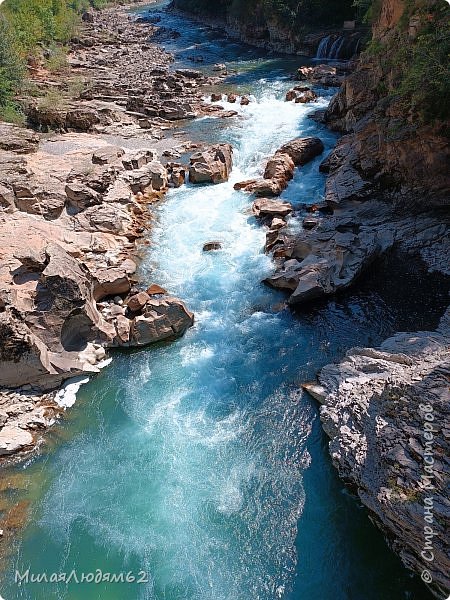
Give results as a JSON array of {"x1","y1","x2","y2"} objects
[{"x1": 0, "y1": 2, "x2": 443, "y2": 599}]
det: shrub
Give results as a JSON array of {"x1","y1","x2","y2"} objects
[
  {"x1": 46, "y1": 44, "x2": 70, "y2": 73},
  {"x1": 0, "y1": 15, "x2": 25, "y2": 106},
  {"x1": 397, "y1": 17, "x2": 450, "y2": 122},
  {"x1": 0, "y1": 102, "x2": 26, "y2": 125}
]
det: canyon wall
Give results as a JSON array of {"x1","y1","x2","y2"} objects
[
  {"x1": 170, "y1": 0, "x2": 356, "y2": 55},
  {"x1": 324, "y1": 0, "x2": 449, "y2": 209}
]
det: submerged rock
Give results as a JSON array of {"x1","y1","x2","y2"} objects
[
  {"x1": 203, "y1": 241, "x2": 222, "y2": 251},
  {"x1": 285, "y1": 87, "x2": 318, "y2": 103}
]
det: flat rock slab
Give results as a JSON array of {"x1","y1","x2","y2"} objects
[{"x1": 0, "y1": 425, "x2": 33, "y2": 456}]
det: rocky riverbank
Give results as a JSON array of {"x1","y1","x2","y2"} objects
[
  {"x1": 168, "y1": 0, "x2": 363, "y2": 57},
  {"x1": 225, "y1": 2, "x2": 449, "y2": 591},
  {"x1": 303, "y1": 310, "x2": 450, "y2": 598},
  {"x1": 1, "y1": 0, "x2": 448, "y2": 595},
  {"x1": 0, "y1": 4, "x2": 237, "y2": 461}
]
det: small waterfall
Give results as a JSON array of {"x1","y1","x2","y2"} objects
[
  {"x1": 316, "y1": 35, "x2": 332, "y2": 59},
  {"x1": 315, "y1": 33, "x2": 361, "y2": 60},
  {"x1": 329, "y1": 36, "x2": 345, "y2": 59}
]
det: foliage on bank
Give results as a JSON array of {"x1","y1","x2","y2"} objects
[
  {"x1": 0, "y1": 0, "x2": 117, "y2": 122},
  {"x1": 363, "y1": 0, "x2": 450, "y2": 123},
  {"x1": 172, "y1": 0, "x2": 356, "y2": 27},
  {"x1": 174, "y1": 0, "x2": 449, "y2": 125}
]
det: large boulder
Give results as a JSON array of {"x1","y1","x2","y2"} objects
[
  {"x1": 129, "y1": 297, "x2": 194, "y2": 346},
  {"x1": 252, "y1": 198, "x2": 293, "y2": 218},
  {"x1": 263, "y1": 153, "x2": 295, "y2": 182},
  {"x1": 237, "y1": 178, "x2": 285, "y2": 197},
  {"x1": 236, "y1": 152, "x2": 294, "y2": 197},
  {"x1": 0, "y1": 123, "x2": 39, "y2": 154},
  {"x1": 277, "y1": 137, "x2": 324, "y2": 166},
  {"x1": 65, "y1": 107, "x2": 101, "y2": 131},
  {"x1": 189, "y1": 144, "x2": 233, "y2": 184}
]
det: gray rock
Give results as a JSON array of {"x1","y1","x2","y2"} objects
[
  {"x1": 203, "y1": 241, "x2": 222, "y2": 251},
  {"x1": 314, "y1": 310, "x2": 450, "y2": 597}
]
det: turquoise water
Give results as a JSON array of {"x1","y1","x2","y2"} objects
[{"x1": 0, "y1": 4, "x2": 442, "y2": 599}]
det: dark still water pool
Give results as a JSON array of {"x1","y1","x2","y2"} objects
[{"x1": 0, "y1": 3, "x2": 444, "y2": 599}]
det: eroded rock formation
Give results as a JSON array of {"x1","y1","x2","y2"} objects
[
  {"x1": 264, "y1": 199, "x2": 450, "y2": 305},
  {"x1": 0, "y1": 122, "x2": 195, "y2": 394},
  {"x1": 261, "y1": 2, "x2": 449, "y2": 308},
  {"x1": 304, "y1": 310, "x2": 450, "y2": 598},
  {"x1": 189, "y1": 144, "x2": 233, "y2": 184}
]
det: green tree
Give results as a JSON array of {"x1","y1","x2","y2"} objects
[{"x1": 0, "y1": 14, "x2": 24, "y2": 106}]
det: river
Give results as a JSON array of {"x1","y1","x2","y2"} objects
[{"x1": 0, "y1": 2, "x2": 443, "y2": 599}]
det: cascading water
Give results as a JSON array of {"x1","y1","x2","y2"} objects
[
  {"x1": 328, "y1": 36, "x2": 345, "y2": 59},
  {"x1": 315, "y1": 35, "x2": 332, "y2": 59},
  {"x1": 315, "y1": 33, "x2": 361, "y2": 60},
  {"x1": 0, "y1": 3, "x2": 437, "y2": 600}
]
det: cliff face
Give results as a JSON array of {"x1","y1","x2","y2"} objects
[
  {"x1": 261, "y1": 0, "x2": 449, "y2": 307},
  {"x1": 171, "y1": 0, "x2": 356, "y2": 55},
  {"x1": 305, "y1": 5, "x2": 450, "y2": 596},
  {"x1": 311, "y1": 310, "x2": 450, "y2": 598},
  {"x1": 324, "y1": 0, "x2": 450, "y2": 209}
]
